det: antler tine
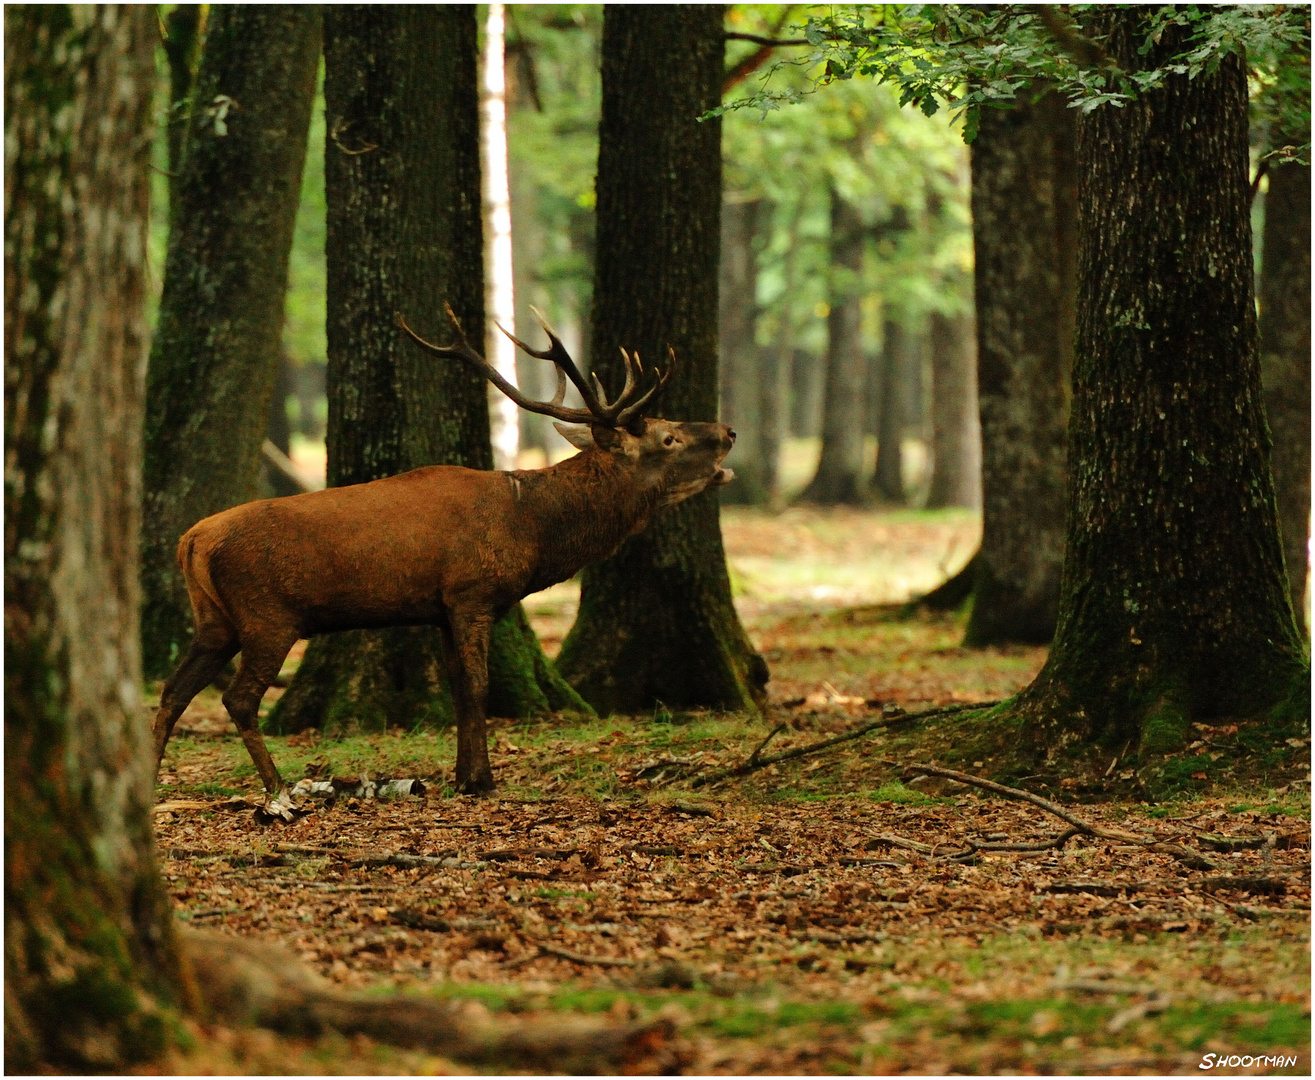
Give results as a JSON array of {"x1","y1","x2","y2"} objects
[
  {"x1": 614, "y1": 346, "x2": 676, "y2": 427},
  {"x1": 615, "y1": 346, "x2": 639, "y2": 407},
  {"x1": 589, "y1": 370, "x2": 610, "y2": 409},
  {"x1": 398, "y1": 309, "x2": 597, "y2": 426},
  {"x1": 548, "y1": 365, "x2": 567, "y2": 408},
  {"x1": 515, "y1": 305, "x2": 610, "y2": 416}
]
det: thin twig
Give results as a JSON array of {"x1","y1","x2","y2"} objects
[
  {"x1": 687, "y1": 702, "x2": 998, "y2": 790},
  {"x1": 748, "y1": 724, "x2": 787, "y2": 766}
]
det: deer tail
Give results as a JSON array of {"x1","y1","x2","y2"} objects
[{"x1": 177, "y1": 530, "x2": 235, "y2": 634}]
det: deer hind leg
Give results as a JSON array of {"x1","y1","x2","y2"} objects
[
  {"x1": 221, "y1": 632, "x2": 297, "y2": 801},
  {"x1": 445, "y1": 608, "x2": 496, "y2": 795},
  {"x1": 153, "y1": 625, "x2": 239, "y2": 775}
]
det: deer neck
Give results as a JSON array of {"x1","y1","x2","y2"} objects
[{"x1": 512, "y1": 452, "x2": 659, "y2": 589}]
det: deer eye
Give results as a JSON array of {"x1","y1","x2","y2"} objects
[{"x1": 663, "y1": 434, "x2": 676, "y2": 447}]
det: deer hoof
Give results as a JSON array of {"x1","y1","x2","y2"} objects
[{"x1": 254, "y1": 789, "x2": 309, "y2": 825}]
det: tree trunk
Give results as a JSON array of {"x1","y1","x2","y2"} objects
[
  {"x1": 262, "y1": 352, "x2": 303, "y2": 498},
  {"x1": 962, "y1": 87, "x2": 1076, "y2": 646},
  {"x1": 269, "y1": 5, "x2": 585, "y2": 739},
  {"x1": 141, "y1": 5, "x2": 322, "y2": 677},
  {"x1": 719, "y1": 195, "x2": 769, "y2": 504},
  {"x1": 926, "y1": 311, "x2": 982, "y2": 508},
  {"x1": 5, "y1": 7, "x2": 186, "y2": 1068},
  {"x1": 1259, "y1": 159, "x2": 1311, "y2": 630},
  {"x1": 760, "y1": 337, "x2": 786, "y2": 503},
  {"x1": 1011, "y1": 16, "x2": 1305, "y2": 767},
  {"x1": 161, "y1": 3, "x2": 202, "y2": 224},
  {"x1": 798, "y1": 189, "x2": 866, "y2": 505},
  {"x1": 871, "y1": 319, "x2": 906, "y2": 504},
  {"x1": 555, "y1": 5, "x2": 767, "y2": 714}
]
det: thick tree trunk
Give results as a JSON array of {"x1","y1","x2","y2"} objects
[
  {"x1": 141, "y1": 6, "x2": 322, "y2": 677},
  {"x1": 161, "y1": 3, "x2": 202, "y2": 224},
  {"x1": 798, "y1": 189, "x2": 866, "y2": 505},
  {"x1": 1014, "y1": 17, "x2": 1305, "y2": 765},
  {"x1": 926, "y1": 311, "x2": 982, "y2": 508},
  {"x1": 719, "y1": 196, "x2": 769, "y2": 504},
  {"x1": 5, "y1": 7, "x2": 186, "y2": 1069},
  {"x1": 556, "y1": 5, "x2": 767, "y2": 714},
  {"x1": 871, "y1": 319, "x2": 908, "y2": 504},
  {"x1": 963, "y1": 88, "x2": 1076, "y2": 646},
  {"x1": 269, "y1": 5, "x2": 585, "y2": 739},
  {"x1": 1259, "y1": 159, "x2": 1311, "y2": 630}
]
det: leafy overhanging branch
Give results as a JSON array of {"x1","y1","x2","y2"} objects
[{"x1": 713, "y1": 3, "x2": 1310, "y2": 156}]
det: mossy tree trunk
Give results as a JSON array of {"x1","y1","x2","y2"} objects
[
  {"x1": 161, "y1": 3, "x2": 202, "y2": 224},
  {"x1": 141, "y1": 5, "x2": 322, "y2": 677},
  {"x1": 556, "y1": 5, "x2": 767, "y2": 715},
  {"x1": 718, "y1": 195, "x2": 769, "y2": 505},
  {"x1": 1258, "y1": 158, "x2": 1311, "y2": 630},
  {"x1": 1011, "y1": 16, "x2": 1306, "y2": 764},
  {"x1": 926, "y1": 311, "x2": 982, "y2": 509},
  {"x1": 962, "y1": 87, "x2": 1076, "y2": 646},
  {"x1": 269, "y1": 5, "x2": 585, "y2": 739},
  {"x1": 5, "y1": 7, "x2": 186, "y2": 1069},
  {"x1": 799, "y1": 188, "x2": 866, "y2": 506}
]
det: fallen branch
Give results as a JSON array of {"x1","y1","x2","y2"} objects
[
  {"x1": 537, "y1": 943, "x2": 637, "y2": 968},
  {"x1": 688, "y1": 702, "x2": 998, "y2": 790},
  {"x1": 896, "y1": 765, "x2": 1220, "y2": 868},
  {"x1": 902, "y1": 764, "x2": 1142, "y2": 841}
]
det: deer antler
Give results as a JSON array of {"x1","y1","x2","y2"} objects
[
  {"x1": 398, "y1": 305, "x2": 671, "y2": 428},
  {"x1": 397, "y1": 306, "x2": 598, "y2": 425}
]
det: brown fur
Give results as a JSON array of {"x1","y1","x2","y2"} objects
[{"x1": 152, "y1": 418, "x2": 734, "y2": 800}]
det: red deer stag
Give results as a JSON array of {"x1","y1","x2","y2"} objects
[{"x1": 151, "y1": 305, "x2": 736, "y2": 819}]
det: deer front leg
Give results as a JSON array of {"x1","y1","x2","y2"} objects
[{"x1": 446, "y1": 608, "x2": 496, "y2": 795}]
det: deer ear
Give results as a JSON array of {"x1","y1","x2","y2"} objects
[{"x1": 553, "y1": 422, "x2": 595, "y2": 451}]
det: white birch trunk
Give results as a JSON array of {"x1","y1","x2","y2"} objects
[{"x1": 482, "y1": 2, "x2": 519, "y2": 470}]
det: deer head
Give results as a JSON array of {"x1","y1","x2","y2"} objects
[{"x1": 398, "y1": 306, "x2": 735, "y2": 508}]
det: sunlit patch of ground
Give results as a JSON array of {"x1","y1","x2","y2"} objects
[{"x1": 148, "y1": 507, "x2": 1310, "y2": 1074}]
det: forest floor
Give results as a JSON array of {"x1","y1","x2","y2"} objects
[{"x1": 145, "y1": 507, "x2": 1311, "y2": 1075}]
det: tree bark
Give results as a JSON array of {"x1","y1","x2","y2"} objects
[
  {"x1": 963, "y1": 87, "x2": 1076, "y2": 646},
  {"x1": 141, "y1": 5, "x2": 322, "y2": 677},
  {"x1": 1013, "y1": 16, "x2": 1305, "y2": 764},
  {"x1": 926, "y1": 311, "x2": 982, "y2": 508},
  {"x1": 269, "y1": 5, "x2": 585, "y2": 738},
  {"x1": 871, "y1": 318, "x2": 908, "y2": 504},
  {"x1": 1259, "y1": 159, "x2": 1311, "y2": 630},
  {"x1": 555, "y1": 5, "x2": 767, "y2": 714},
  {"x1": 719, "y1": 195, "x2": 769, "y2": 504},
  {"x1": 161, "y1": 3, "x2": 202, "y2": 224},
  {"x1": 798, "y1": 188, "x2": 866, "y2": 505},
  {"x1": 5, "y1": 7, "x2": 186, "y2": 1069}
]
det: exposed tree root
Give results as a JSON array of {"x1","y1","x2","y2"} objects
[{"x1": 180, "y1": 927, "x2": 679, "y2": 1073}]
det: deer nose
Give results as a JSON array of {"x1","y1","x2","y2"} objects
[{"x1": 726, "y1": 427, "x2": 737, "y2": 444}]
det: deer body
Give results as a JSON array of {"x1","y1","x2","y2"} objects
[{"x1": 152, "y1": 330, "x2": 734, "y2": 818}]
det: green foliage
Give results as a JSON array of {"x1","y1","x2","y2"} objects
[
  {"x1": 722, "y1": 4, "x2": 973, "y2": 381},
  {"x1": 719, "y1": 4, "x2": 1310, "y2": 160},
  {"x1": 505, "y1": 6, "x2": 601, "y2": 338}
]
